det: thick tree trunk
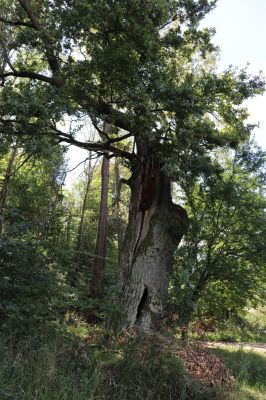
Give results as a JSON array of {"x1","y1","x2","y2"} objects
[
  {"x1": 91, "y1": 124, "x2": 110, "y2": 297},
  {"x1": 119, "y1": 144, "x2": 188, "y2": 332},
  {"x1": 0, "y1": 145, "x2": 18, "y2": 237}
]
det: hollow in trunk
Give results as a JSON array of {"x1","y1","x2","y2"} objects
[{"x1": 119, "y1": 145, "x2": 188, "y2": 332}]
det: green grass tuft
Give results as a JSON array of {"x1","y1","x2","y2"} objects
[
  {"x1": 1, "y1": 326, "x2": 265, "y2": 400},
  {"x1": 0, "y1": 330, "x2": 102, "y2": 400},
  {"x1": 104, "y1": 335, "x2": 227, "y2": 400},
  {"x1": 213, "y1": 347, "x2": 266, "y2": 400}
]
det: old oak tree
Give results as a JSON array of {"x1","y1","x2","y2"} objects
[{"x1": 0, "y1": 0, "x2": 264, "y2": 330}]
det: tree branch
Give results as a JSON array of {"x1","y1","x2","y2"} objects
[
  {"x1": 109, "y1": 131, "x2": 133, "y2": 144},
  {"x1": 0, "y1": 17, "x2": 34, "y2": 28},
  {"x1": 53, "y1": 127, "x2": 135, "y2": 161},
  {"x1": 7, "y1": 151, "x2": 37, "y2": 177},
  {"x1": 17, "y1": 0, "x2": 61, "y2": 74},
  {"x1": 17, "y1": 0, "x2": 41, "y2": 30},
  {"x1": 91, "y1": 118, "x2": 133, "y2": 144},
  {"x1": 73, "y1": 92, "x2": 136, "y2": 132},
  {"x1": 0, "y1": 70, "x2": 64, "y2": 87}
]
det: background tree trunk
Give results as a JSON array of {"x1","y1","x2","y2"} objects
[
  {"x1": 77, "y1": 153, "x2": 94, "y2": 265},
  {"x1": 180, "y1": 253, "x2": 212, "y2": 340},
  {"x1": 119, "y1": 142, "x2": 188, "y2": 332},
  {"x1": 114, "y1": 158, "x2": 124, "y2": 261},
  {"x1": 91, "y1": 122, "x2": 110, "y2": 298},
  {"x1": 0, "y1": 145, "x2": 18, "y2": 237}
]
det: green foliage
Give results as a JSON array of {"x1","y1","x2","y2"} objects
[
  {"x1": 170, "y1": 145, "x2": 266, "y2": 326},
  {"x1": 190, "y1": 318, "x2": 266, "y2": 344},
  {"x1": 0, "y1": 142, "x2": 125, "y2": 331},
  {"x1": 245, "y1": 307, "x2": 266, "y2": 333},
  {"x1": 0, "y1": 238, "x2": 67, "y2": 328},
  {"x1": 0, "y1": 147, "x2": 90, "y2": 330},
  {"x1": 0, "y1": 0, "x2": 264, "y2": 174},
  {"x1": 0, "y1": 9, "x2": 265, "y2": 400},
  {"x1": 213, "y1": 347, "x2": 266, "y2": 400}
]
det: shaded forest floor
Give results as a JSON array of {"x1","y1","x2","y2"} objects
[{"x1": 1, "y1": 323, "x2": 266, "y2": 400}]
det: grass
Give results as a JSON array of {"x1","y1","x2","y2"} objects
[
  {"x1": 103, "y1": 335, "x2": 226, "y2": 400},
  {"x1": 0, "y1": 323, "x2": 265, "y2": 400},
  {"x1": 0, "y1": 328, "x2": 103, "y2": 399},
  {"x1": 212, "y1": 346, "x2": 266, "y2": 400},
  {"x1": 0, "y1": 327, "x2": 227, "y2": 400},
  {"x1": 191, "y1": 325, "x2": 266, "y2": 344}
]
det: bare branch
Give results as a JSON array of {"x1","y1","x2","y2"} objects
[
  {"x1": 91, "y1": 118, "x2": 133, "y2": 144},
  {"x1": 0, "y1": 39, "x2": 16, "y2": 73},
  {"x1": 91, "y1": 118, "x2": 110, "y2": 141},
  {"x1": 65, "y1": 157, "x2": 90, "y2": 174}
]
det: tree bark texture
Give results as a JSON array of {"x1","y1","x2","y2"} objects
[
  {"x1": 114, "y1": 158, "x2": 124, "y2": 261},
  {"x1": 91, "y1": 122, "x2": 110, "y2": 297},
  {"x1": 119, "y1": 143, "x2": 188, "y2": 332},
  {"x1": 0, "y1": 146, "x2": 18, "y2": 237},
  {"x1": 77, "y1": 153, "x2": 93, "y2": 264}
]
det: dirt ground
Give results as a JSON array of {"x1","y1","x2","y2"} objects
[{"x1": 206, "y1": 342, "x2": 266, "y2": 354}]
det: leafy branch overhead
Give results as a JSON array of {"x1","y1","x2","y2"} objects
[
  {"x1": 0, "y1": 0, "x2": 264, "y2": 173},
  {"x1": 0, "y1": 0, "x2": 265, "y2": 334}
]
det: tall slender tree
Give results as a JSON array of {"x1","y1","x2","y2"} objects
[
  {"x1": 114, "y1": 158, "x2": 124, "y2": 261},
  {"x1": 91, "y1": 122, "x2": 110, "y2": 298},
  {"x1": 76, "y1": 151, "x2": 94, "y2": 266}
]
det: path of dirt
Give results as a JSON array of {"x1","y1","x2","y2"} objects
[{"x1": 206, "y1": 341, "x2": 266, "y2": 354}]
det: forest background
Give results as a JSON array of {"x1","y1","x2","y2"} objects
[{"x1": 0, "y1": 1, "x2": 266, "y2": 399}]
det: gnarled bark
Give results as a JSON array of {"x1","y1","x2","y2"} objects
[{"x1": 119, "y1": 144, "x2": 188, "y2": 332}]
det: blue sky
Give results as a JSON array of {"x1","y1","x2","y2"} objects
[{"x1": 201, "y1": 0, "x2": 266, "y2": 149}]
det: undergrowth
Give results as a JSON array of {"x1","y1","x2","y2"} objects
[
  {"x1": 0, "y1": 328, "x2": 102, "y2": 400},
  {"x1": 212, "y1": 347, "x2": 266, "y2": 400},
  {"x1": 188, "y1": 312, "x2": 266, "y2": 344},
  {"x1": 0, "y1": 323, "x2": 264, "y2": 400},
  {"x1": 103, "y1": 335, "x2": 227, "y2": 400}
]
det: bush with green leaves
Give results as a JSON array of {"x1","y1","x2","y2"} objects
[
  {"x1": 170, "y1": 146, "x2": 266, "y2": 328},
  {"x1": 0, "y1": 237, "x2": 69, "y2": 328}
]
